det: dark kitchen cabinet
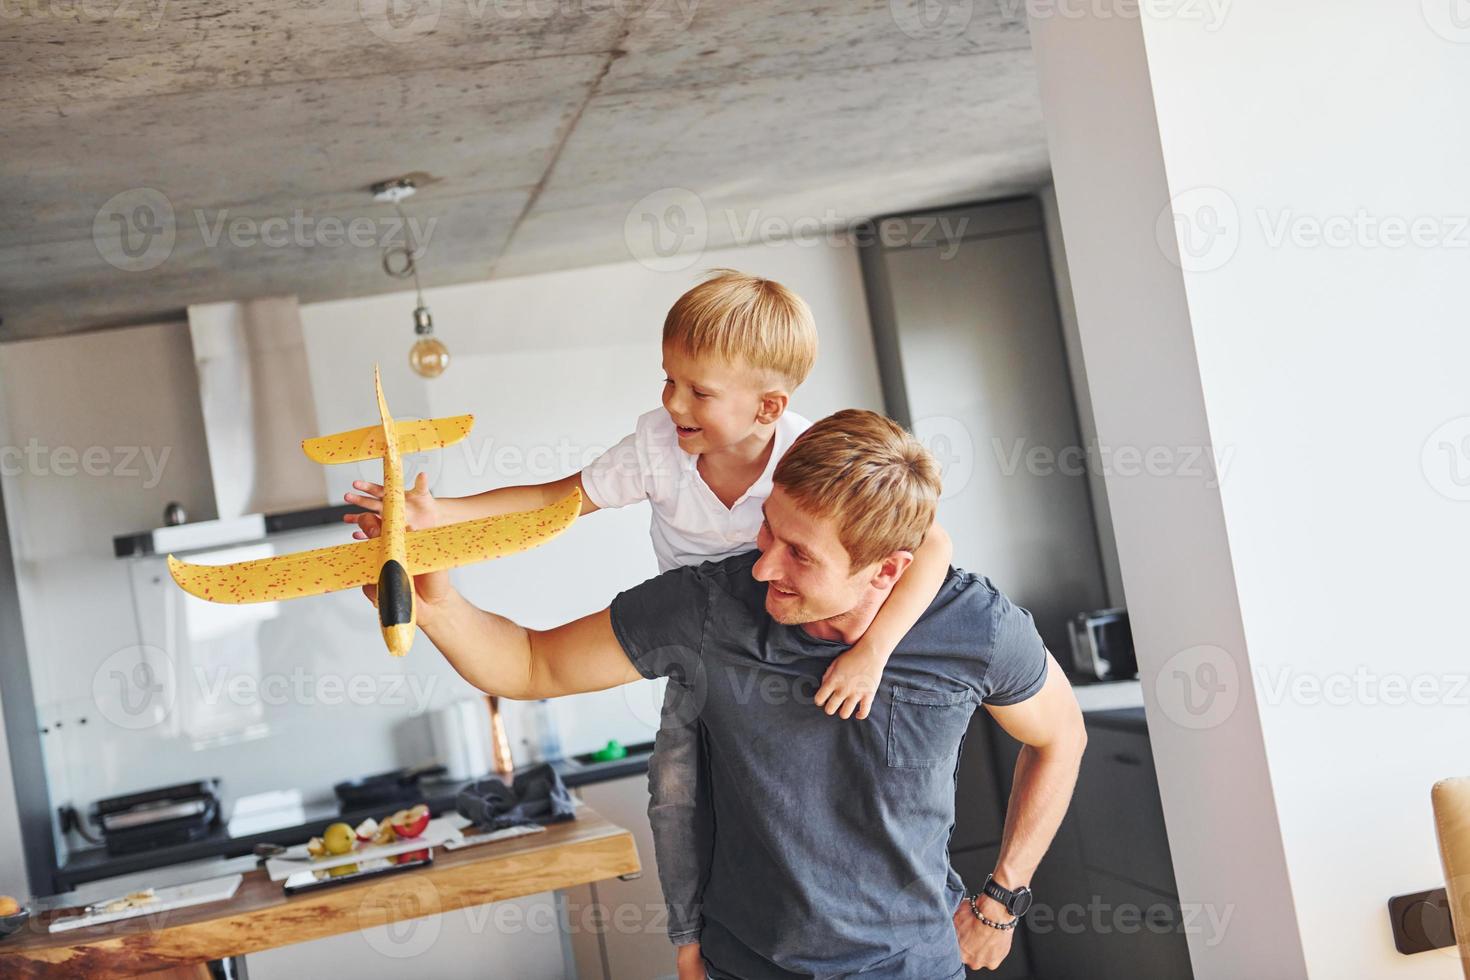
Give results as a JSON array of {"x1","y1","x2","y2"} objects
[
  {"x1": 1073, "y1": 721, "x2": 1178, "y2": 895},
  {"x1": 952, "y1": 711, "x2": 1006, "y2": 851},
  {"x1": 981, "y1": 707, "x2": 1195, "y2": 980}
]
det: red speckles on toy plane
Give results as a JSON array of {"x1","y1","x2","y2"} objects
[{"x1": 168, "y1": 365, "x2": 580, "y2": 656}]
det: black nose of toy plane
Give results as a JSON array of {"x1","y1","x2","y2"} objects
[{"x1": 377, "y1": 559, "x2": 415, "y2": 656}]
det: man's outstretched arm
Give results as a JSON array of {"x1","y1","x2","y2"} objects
[{"x1": 365, "y1": 570, "x2": 643, "y2": 699}]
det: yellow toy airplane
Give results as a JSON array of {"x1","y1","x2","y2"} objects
[{"x1": 167, "y1": 366, "x2": 580, "y2": 656}]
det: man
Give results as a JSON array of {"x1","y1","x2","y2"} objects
[{"x1": 369, "y1": 409, "x2": 1087, "y2": 978}]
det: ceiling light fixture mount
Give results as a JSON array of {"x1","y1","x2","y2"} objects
[{"x1": 371, "y1": 176, "x2": 418, "y2": 205}]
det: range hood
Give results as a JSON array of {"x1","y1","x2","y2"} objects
[{"x1": 113, "y1": 297, "x2": 355, "y2": 559}]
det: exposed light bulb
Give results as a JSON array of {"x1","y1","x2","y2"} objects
[
  {"x1": 409, "y1": 304, "x2": 449, "y2": 378},
  {"x1": 410, "y1": 336, "x2": 449, "y2": 378}
]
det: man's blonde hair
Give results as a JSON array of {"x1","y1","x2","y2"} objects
[
  {"x1": 773, "y1": 409, "x2": 941, "y2": 569},
  {"x1": 663, "y1": 269, "x2": 818, "y2": 389}
]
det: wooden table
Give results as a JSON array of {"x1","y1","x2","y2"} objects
[{"x1": 0, "y1": 808, "x2": 640, "y2": 979}]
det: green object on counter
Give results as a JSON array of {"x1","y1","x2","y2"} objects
[{"x1": 590, "y1": 740, "x2": 627, "y2": 762}]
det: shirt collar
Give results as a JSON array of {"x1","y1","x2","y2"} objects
[
  {"x1": 678, "y1": 412, "x2": 798, "y2": 499},
  {"x1": 740, "y1": 414, "x2": 795, "y2": 503}
]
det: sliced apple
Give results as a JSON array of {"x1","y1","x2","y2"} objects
[
  {"x1": 391, "y1": 803, "x2": 430, "y2": 839},
  {"x1": 354, "y1": 818, "x2": 379, "y2": 842}
]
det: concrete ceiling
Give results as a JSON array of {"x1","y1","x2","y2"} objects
[{"x1": 0, "y1": 0, "x2": 1051, "y2": 341}]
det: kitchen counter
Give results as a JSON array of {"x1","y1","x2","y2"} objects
[
  {"x1": 57, "y1": 679, "x2": 1138, "y2": 891},
  {"x1": 56, "y1": 744, "x2": 656, "y2": 892},
  {"x1": 60, "y1": 687, "x2": 1146, "y2": 893},
  {"x1": 2, "y1": 805, "x2": 640, "y2": 979},
  {"x1": 1069, "y1": 676, "x2": 1145, "y2": 714}
]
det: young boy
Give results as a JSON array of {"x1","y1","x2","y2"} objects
[{"x1": 344, "y1": 270, "x2": 953, "y2": 979}]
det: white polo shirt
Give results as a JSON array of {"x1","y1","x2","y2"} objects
[{"x1": 581, "y1": 407, "x2": 813, "y2": 573}]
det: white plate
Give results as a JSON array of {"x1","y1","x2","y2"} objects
[
  {"x1": 264, "y1": 816, "x2": 462, "y2": 881},
  {"x1": 50, "y1": 874, "x2": 243, "y2": 933}
]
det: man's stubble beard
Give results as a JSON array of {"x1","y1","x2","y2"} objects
[{"x1": 764, "y1": 586, "x2": 819, "y2": 626}]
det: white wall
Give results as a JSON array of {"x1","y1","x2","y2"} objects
[
  {"x1": 0, "y1": 322, "x2": 218, "y2": 890},
  {"x1": 0, "y1": 239, "x2": 881, "y2": 911},
  {"x1": 1033, "y1": 3, "x2": 1470, "y2": 977},
  {"x1": 1038, "y1": 183, "x2": 1126, "y2": 608}
]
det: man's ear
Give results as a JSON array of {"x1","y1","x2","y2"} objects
[
  {"x1": 870, "y1": 551, "x2": 914, "y2": 590},
  {"x1": 755, "y1": 389, "x2": 789, "y2": 425}
]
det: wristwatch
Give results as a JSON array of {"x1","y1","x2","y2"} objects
[{"x1": 980, "y1": 873, "x2": 1033, "y2": 917}]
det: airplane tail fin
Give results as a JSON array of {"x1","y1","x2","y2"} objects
[
  {"x1": 302, "y1": 411, "x2": 473, "y2": 464},
  {"x1": 302, "y1": 366, "x2": 473, "y2": 465},
  {"x1": 373, "y1": 364, "x2": 393, "y2": 436},
  {"x1": 301, "y1": 424, "x2": 388, "y2": 464},
  {"x1": 393, "y1": 415, "x2": 474, "y2": 453},
  {"x1": 302, "y1": 415, "x2": 474, "y2": 464}
]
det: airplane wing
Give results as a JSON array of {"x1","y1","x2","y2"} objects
[
  {"x1": 168, "y1": 537, "x2": 381, "y2": 604},
  {"x1": 406, "y1": 489, "x2": 580, "y2": 575}
]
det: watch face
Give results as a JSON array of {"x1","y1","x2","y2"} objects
[{"x1": 1011, "y1": 888, "x2": 1033, "y2": 916}]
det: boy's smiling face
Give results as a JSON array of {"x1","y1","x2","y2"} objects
[{"x1": 661, "y1": 342, "x2": 788, "y2": 457}]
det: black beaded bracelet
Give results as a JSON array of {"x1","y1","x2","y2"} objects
[{"x1": 968, "y1": 892, "x2": 1018, "y2": 931}]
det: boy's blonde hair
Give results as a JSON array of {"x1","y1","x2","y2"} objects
[
  {"x1": 663, "y1": 269, "x2": 818, "y2": 389},
  {"x1": 773, "y1": 409, "x2": 941, "y2": 570}
]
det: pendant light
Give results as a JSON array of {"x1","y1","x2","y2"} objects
[{"x1": 373, "y1": 177, "x2": 450, "y2": 378}]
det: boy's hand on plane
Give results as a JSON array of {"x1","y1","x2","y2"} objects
[
  {"x1": 814, "y1": 642, "x2": 886, "y2": 720},
  {"x1": 343, "y1": 471, "x2": 441, "y2": 539},
  {"x1": 675, "y1": 942, "x2": 705, "y2": 980}
]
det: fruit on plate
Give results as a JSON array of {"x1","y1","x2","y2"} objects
[
  {"x1": 354, "y1": 818, "x2": 379, "y2": 842},
  {"x1": 306, "y1": 836, "x2": 326, "y2": 858},
  {"x1": 0, "y1": 895, "x2": 20, "y2": 916},
  {"x1": 388, "y1": 804, "x2": 430, "y2": 839},
  {"x1": 372, "y1": 821, "x2": 396, "y2": 847},
  {"x1": 394, "y1": 848, "x2": 429, "y2": 864},
  {"x1": 323, "y1": 822, "x2": 356, "y2": 856},
  {"x1": 100, "y1": 889, "x2": 155, "y2": 913},
  {"x1": 327, "y1": 863, "x2": 358, "y2": 877}
]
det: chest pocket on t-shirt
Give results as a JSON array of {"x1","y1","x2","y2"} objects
[{"x1": 886, "y1": 685, "x2": 976, "y2": 769}]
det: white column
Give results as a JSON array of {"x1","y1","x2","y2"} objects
[{"x1": 1031, "y1": 1, "x2": 1470, "y2": 977}]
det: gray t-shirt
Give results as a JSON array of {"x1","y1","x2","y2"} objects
[{"x1": 609, "y1": 551, "x2": 1048, "y2": 980}]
